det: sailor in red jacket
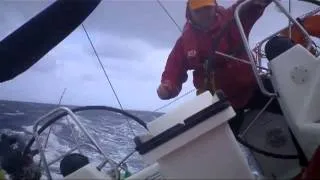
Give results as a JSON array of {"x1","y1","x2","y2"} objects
[{"x1": 157, "y1": 0, "x2": 279, "y2": 134}]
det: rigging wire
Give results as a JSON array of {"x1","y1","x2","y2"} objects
[
  {"x1": 288, "y1": 0, "x2": 292, "y2": 38},
  {"x1": 153, "y1": 88, "x2": 196, "y2": 112},
  {"x1": 81, "y1": 24, "x2": 136, "y2": 136},
  {"x1": 43, "y1": 88, "x2": 67, "y2": 149},
  {"x1": 156, "y1": 0, "x2": 182, "y2": 32},
  {"x1": 39, "y1": 88, "x2": 67, "y2": 168},
  {"x1": 154, "y1": 0, "x2": 300, "y2": 160},
  {"x1": 81, "y1": 1, "x2": 190, "y2": 132},
  {"x1": 152, "y1": 0, "x2": 198, "y2": 113}
]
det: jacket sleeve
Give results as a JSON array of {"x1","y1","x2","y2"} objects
[
  {"x1": 227, "y1": 0, "x2": 271, "y2": 38},
  {"x1": 160, "y1": 37, "x2": 188, "y2": 99}
]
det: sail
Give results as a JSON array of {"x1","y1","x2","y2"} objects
[{"x1": 0, "y1": 0, "x2": 101, "y2": 83}]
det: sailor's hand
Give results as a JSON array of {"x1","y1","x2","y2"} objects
[{"x1": 157, "y1": 81, "x2": 173, "y2": 100}]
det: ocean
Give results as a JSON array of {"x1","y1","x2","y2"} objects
[{"x1": 0, "y1": 99, "x2": 163, "y2": 179}]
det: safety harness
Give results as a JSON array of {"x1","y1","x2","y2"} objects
[{"x1": 203, "y1": 17, "x2": 244, "y2": 95}]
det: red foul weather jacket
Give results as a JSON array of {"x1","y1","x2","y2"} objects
[{"x1": 160, "y1": 0, "x2": 269, "y2": 109}]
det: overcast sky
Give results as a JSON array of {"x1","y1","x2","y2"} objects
[{"x1": 0, "y1": 0, "x2": 318, "y2": 113}]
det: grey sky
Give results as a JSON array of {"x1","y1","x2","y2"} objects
[{"x1": 0, "y1": 0, "x2": 318, "y2": 112}]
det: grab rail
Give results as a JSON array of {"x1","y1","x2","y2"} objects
[{"x1": 234, "y1": 0, "x2": 314, "y2": 97}]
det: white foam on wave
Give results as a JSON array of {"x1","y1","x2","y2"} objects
[
  {"x1": 3, "y1": 112, "x2": 25, "y2": 116},
  {"x1": 23, "y1": 125, "x2": 34, "y2": 133},
  {"x1": 0, "y1": 128, "x2": 26, "y2": 137},
  {"x1": 3, "y1": 110, "x2": 150, "y2": 178},
  {"x1": 35, "y1": 132, "x2": 73, "y2": 179},
  {"x1": 57, "y1": 115, "x2": 88, "y2": 132}
]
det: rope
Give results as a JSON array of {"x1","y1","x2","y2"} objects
[{"x1": 81, "y1": 24, "x2": 136, "y2": 136}]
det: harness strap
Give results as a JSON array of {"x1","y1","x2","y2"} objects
[{"x1": 204, "y1": 17, "x2": 247, "y2": 94}]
